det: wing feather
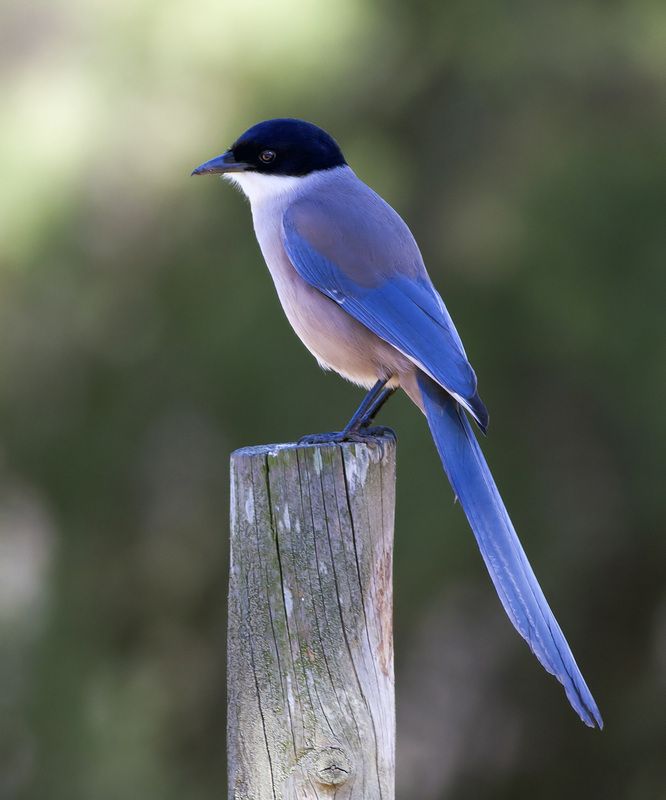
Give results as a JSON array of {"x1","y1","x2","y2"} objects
[{"x1": 283, "y1": 200, "x2": 488, "y2": 428}]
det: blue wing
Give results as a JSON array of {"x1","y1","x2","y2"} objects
[{"x1": 283, "y1": 200, "x2": 489, "y2": 429}]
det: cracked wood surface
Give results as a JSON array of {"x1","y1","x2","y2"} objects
[{"x1": 228, "y1": 435, "x2": 396, "y2": 800}]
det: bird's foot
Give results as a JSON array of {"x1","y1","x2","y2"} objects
[
  {"x1": 298, "y1": 426, "x2": 396, "y2": 446},
  {"x1": 298, "y1": 430, "x2": 366, "y2": 445},
  {"x1": 360, "y1": 425, "x2": 397, "y2": 441}
]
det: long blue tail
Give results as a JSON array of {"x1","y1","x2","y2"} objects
[{"x1": 418, "y1": 373, "x2": 602, "y2": 728}]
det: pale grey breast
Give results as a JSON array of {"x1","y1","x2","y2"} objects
[{"x1": 249, "y1": 167, "x2": 415, "y2": 388}]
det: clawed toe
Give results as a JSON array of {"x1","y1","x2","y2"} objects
[
  {"x1": 298, "y1": 427, "x2": 396, "y2": 446},
  {"x1": 361, "y1": 425, "x2": 397, "y2": 441},
  {"x1": 298, "y1": 431, "x2": 346, "y2": 445}
]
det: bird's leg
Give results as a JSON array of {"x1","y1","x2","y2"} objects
[
  {"x1": 341, "y1": 379, "x2": 390, "y2": 434},
  {"x1": 356, "y1": 386, "x2": 396, "y2": 431},
  {"x1": 299, "y1": 379, "x2": 392, "y2": 445}
]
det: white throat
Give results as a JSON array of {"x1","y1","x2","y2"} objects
[
  {"x1": 223, "y1": 172, "x2": 304, "y2": 206},
  {"x1": 224, "y1": 165, "x2": 351, "y2": 207}
]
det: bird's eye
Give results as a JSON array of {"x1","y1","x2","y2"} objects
[{"x1": 259, "y1": 149, "x2": 276, "y2": 164}]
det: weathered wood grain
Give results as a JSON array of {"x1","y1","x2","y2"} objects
[{"x1": 228, "y1": 434, "x2": 396, "y2": 800}]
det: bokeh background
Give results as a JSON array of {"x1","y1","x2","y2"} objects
[{"x1": 1, "y1": 1, "x2": 665, "y2": 798}]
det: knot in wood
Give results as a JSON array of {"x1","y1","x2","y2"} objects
[{"x1": 313, "y1": 746, "x2": 351, "y2": 786}]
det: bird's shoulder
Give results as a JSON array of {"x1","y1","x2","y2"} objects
[{"x1": 283, "y1": 168, "x2": 427, "y2": 285}]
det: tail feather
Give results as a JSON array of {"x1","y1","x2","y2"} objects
[{"x1": 418, "y1": 372, "x2": 602, "y2": 728}]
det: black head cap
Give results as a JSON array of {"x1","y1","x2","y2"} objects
[{"x1": 230, "y1": 118, "x2": 346, "y2": 177}]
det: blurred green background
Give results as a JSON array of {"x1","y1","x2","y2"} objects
[{"x1": 1, "y1": 0, "x2": 665, "y2": 798}]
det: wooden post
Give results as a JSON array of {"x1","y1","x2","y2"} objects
[{"x1": 228, "y1": 434, "x2": 396, "y2": 800}]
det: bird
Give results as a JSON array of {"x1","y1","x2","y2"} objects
[{"x1": 192, "y1": 117, "x2": 602, "y2": 728}]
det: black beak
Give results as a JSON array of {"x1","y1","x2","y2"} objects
[{"x1": 191, "y1": 150, "x2": 250, "y2": 176}]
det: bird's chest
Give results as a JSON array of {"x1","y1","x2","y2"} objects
[
  {"x1": 249, "y1": 202, "x2": 380, "y2": 386},
  {"x1": 252, "y1": 207, "x2": 327, "y2": 335}
]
